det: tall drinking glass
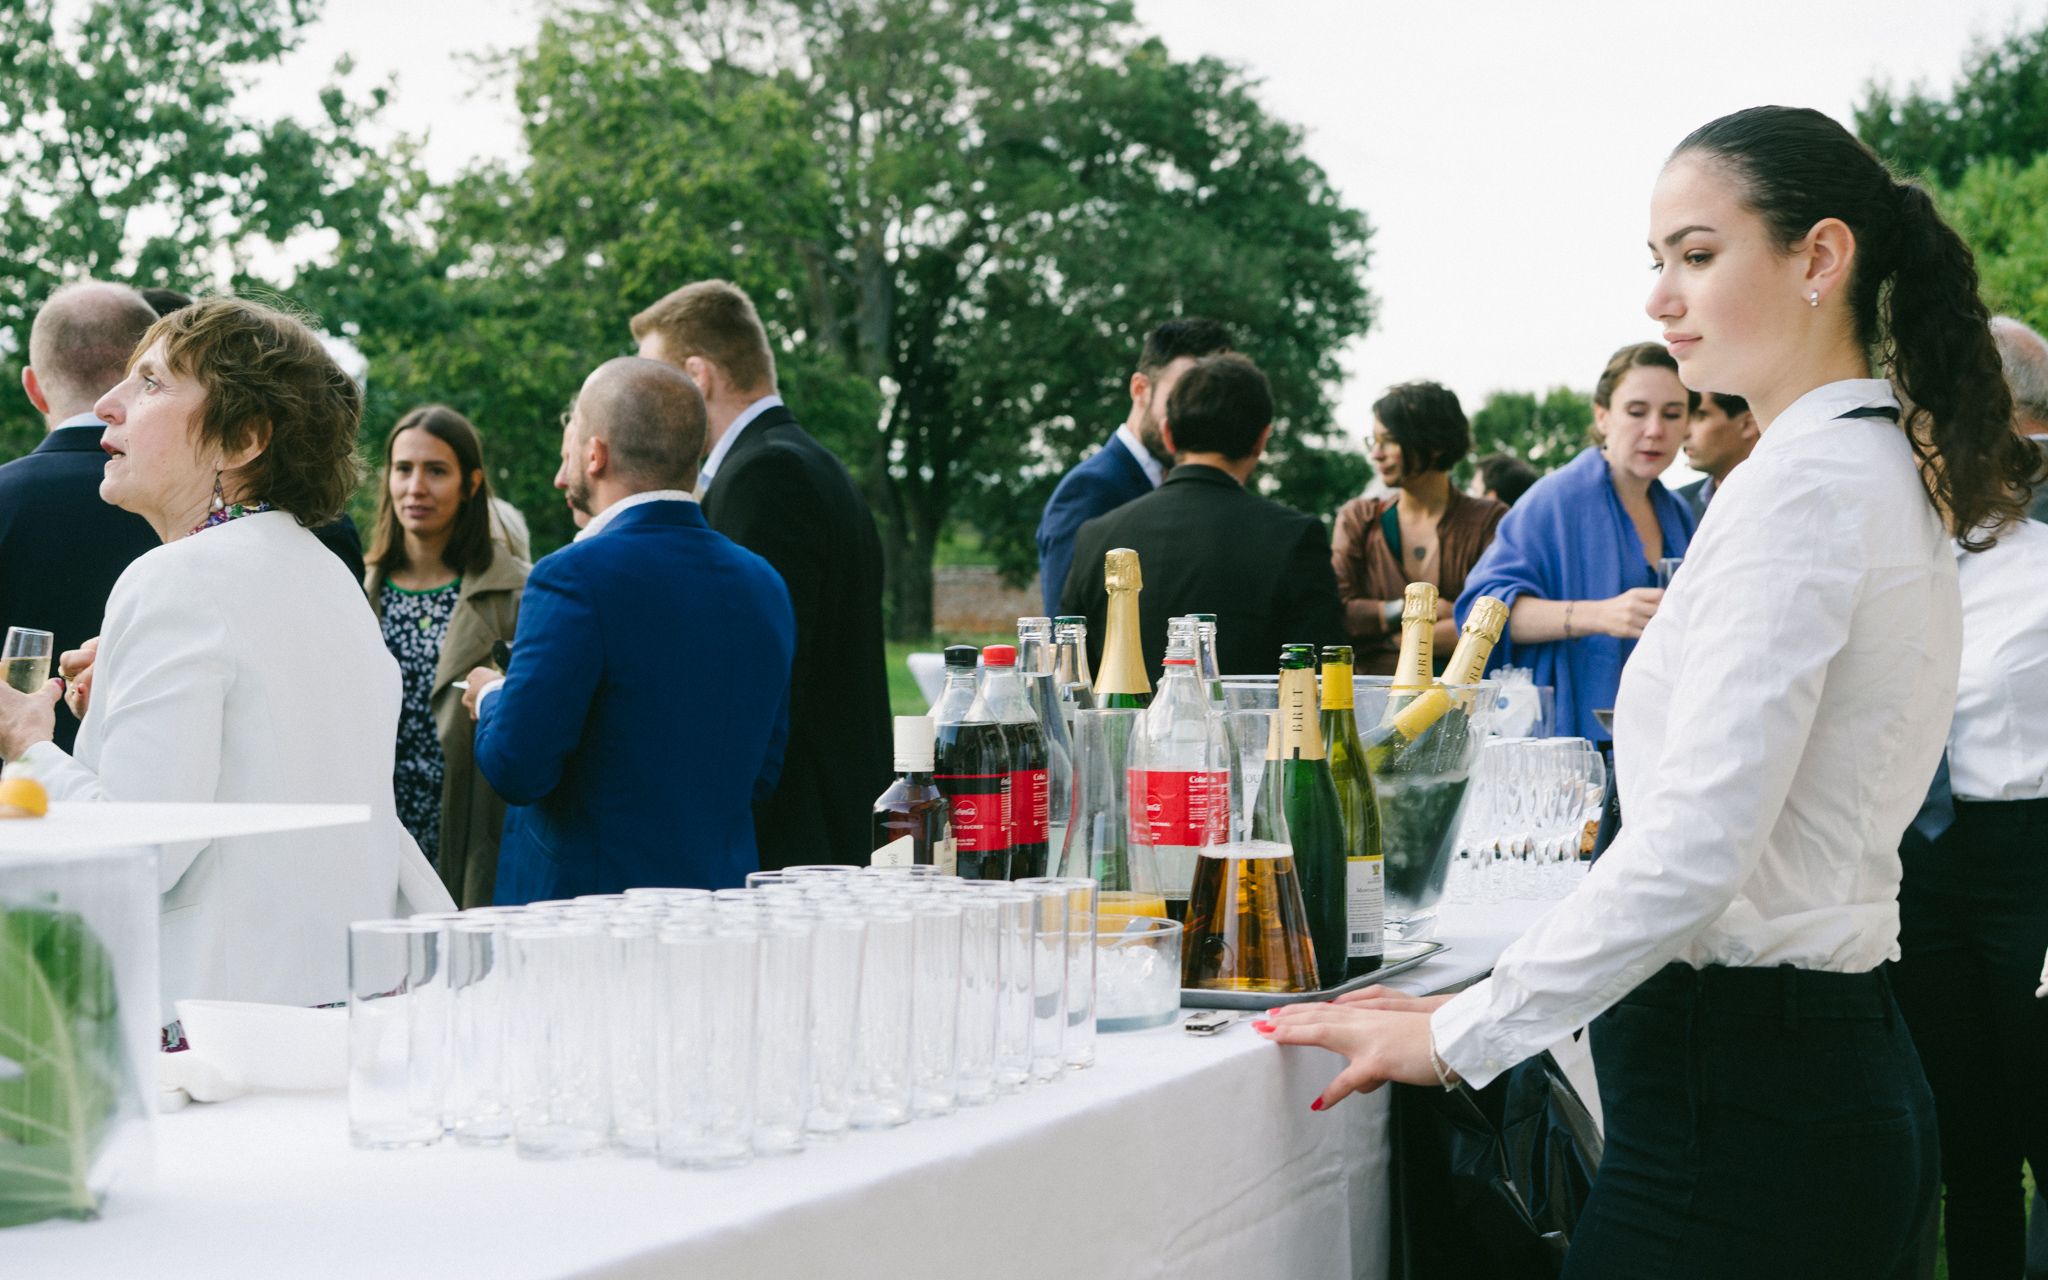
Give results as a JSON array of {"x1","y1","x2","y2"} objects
[
  {"x1": 910, "y1": 898, "x2": 963, "y2": 1118},
  {"x1": 848, "y1": 903, "x2": 915, "y2": 1129},
  {"x1": 348, "y1": 919, "x2": 446, "y2": 1150},
  {"x1": 443, "y1": 916, "x2": 513, "y2": 1146},
  {"x1": 655, "y1": 922, "x2": 760, "y2": 1169},
  {"x1": 1021, "y1": 877, "x2": 1098, "y2": 1069},
  {"x1": 955, "y1": 893, "x2": 1002, "y2": 1105},
  {"x1": 1022, "y1": 884, "x2": 1069, "y2": 1082},
  {"x1": 607, "y1": 915, "x2": 662, "y2": 1155},
  {"x1": 987, "y1": 889, "x2": 1036, "y2": 1092},
  {"x1": 803, "y1": 904, "x2": 866, "y2": 1138},
  {"x1": 2, "y1": 626, "x2": 54, "y2": 695},
  {"x1": 506, "y1": 917, "x2": 611, "y2": 1160},
  {"x1": 753, "y1": 915, "x2": 813, "y2": 1155}
]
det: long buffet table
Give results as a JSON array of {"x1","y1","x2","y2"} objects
[{"x1": 13, "y1": 898, "x2": 1564, "y2": 1280}]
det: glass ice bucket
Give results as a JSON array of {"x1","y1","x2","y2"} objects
[{"x1": 1372, "y1": 680, "x2": 1499, "y2": 940}]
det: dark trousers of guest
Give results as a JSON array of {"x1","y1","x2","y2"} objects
[
  {"x1": 1562, "y1": 963, "x2": 1938, "y2": 1280},
  {"x1": 1892, "y1": 798, "x2": 2048, "y2": 1280}
]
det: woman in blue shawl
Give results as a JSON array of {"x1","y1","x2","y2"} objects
[{"x1": 1456, "y1": 342, "x2": 1698, "y2": 741}]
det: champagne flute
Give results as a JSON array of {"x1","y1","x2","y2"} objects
[{"x1": 3, "y1": 627, "x2": 54, "y2": 695}]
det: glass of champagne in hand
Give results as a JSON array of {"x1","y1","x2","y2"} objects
[{"x1": 2, "y1": 628, "x2": 54, "y2": 695}]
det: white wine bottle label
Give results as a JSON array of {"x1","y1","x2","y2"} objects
[
  {"x1": 1346, "y1": 856, "x2": 1385, "y2": 959},
  {"x1": 872, "y1": 834, "x2": 915, "y2": 869}
]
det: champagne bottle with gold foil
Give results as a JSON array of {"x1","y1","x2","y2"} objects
[
  {"x1": 1093, "y1": 548, "x2": 1152, "y2": 710},
  {"x1": 1319, "y1": 646, "x2": 1385, "y2": 978},
  {"x1": 1364, "y1": 596, "x2": 1510, "y2": 773},
  {"x1": 1387, "y1": 583, "x2": 1440, "y2": 699},
  {"x1": 1251, "y1": 645, "x2": 1346, "y2": 986}
]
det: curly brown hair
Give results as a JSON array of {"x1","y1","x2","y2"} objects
[{"x1": 137, "y1": 296, "x2": 363, "y2": 526}]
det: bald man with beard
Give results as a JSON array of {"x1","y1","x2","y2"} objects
[
  {"x1": 2, "y1": 281, "x2": 162, "y2": 751},
  {"x1": 463, "y1": 357, "x2": 796, "y2": 899}
]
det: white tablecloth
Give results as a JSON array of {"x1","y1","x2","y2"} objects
[{"x1": 11, "y1": 899, "x2": 1559, "y2": 1280}]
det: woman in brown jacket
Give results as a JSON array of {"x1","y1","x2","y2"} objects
[
  {"x1": 1331, "y1": 381, "x2": 1507, "y2": 674},
  {"x1": 365, "y1": 405, "x2": 529, "y2": 908}
]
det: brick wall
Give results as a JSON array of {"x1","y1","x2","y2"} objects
[{"x1": 932, "y1": 566, "x2": 1045, "y2": 634}]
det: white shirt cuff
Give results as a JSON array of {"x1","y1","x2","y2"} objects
[
  {"x1": 1430, "y1": 978, "x2": 1516, "y2": 1091},
  {"x1": 475, "y1": 676, "x2": 507, "y2": 713}
]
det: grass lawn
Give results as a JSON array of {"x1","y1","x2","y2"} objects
[
  {"x1": 1931, "y1": 1164, "x2": 2035, "y2": 1279},
  {"x1": 884, "y1": 633, "x2": 1013, "y2": 717}
]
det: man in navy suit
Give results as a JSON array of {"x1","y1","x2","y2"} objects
[
  {"x1": 464, "y1": 357, "x2": 795, "y2": 900},
  {"x1": 1034, "y1": 318, "x2": 1233, "y2": 615},
  {"x1": 0, "y1": 282, "x2": 161, "y2": 752},
  {"x1": 1673, "y1": 391, "x2": 1757, "y2": 521},
  {"x1": 1991, "y1": 317, "x2": 2048, "y2": 525}
]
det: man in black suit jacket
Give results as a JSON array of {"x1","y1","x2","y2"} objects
[
  {"x1": 1, "y1": 282, "x2": 163, "y2": 751},
  {"x1": 1034, "y1": 318, "x2": 1232, "y2": 615},
  {"x1": 1060, "y1": 353, "x2": 1343, "y2": 681},
  {"x1": 632, "y1": 279, "x2": 891, "y2": 870}
]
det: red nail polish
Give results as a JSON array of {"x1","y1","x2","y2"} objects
[
  {"x1": 1309, "y1": 1097, "x2": 1325, "y2": 1112},
  {"x1": 1252, "y1": 1020, "x2": 1274, "y2": 1033}
]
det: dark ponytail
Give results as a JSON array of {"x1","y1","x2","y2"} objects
[{"x1": 1675, "y1": 106, "x2": 2035, "y2": 549}]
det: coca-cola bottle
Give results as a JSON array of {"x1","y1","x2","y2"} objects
[
  {"x1": 1125, "y1": 622, "x2": 1232, "y2": 921},
  {"x1": 979, "y1": 644, "x2": 1051, "y2": 879},
  {"x1": 932, "y1": 645, "x2": 1013, "y2": 880}
]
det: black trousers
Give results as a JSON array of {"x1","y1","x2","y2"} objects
[
  {"x1": 1563, "y1": 963, "x2": 1938, "y2": 1280},
  {"x1": 1892, "y1": 797, "x2": 2048, "y2": 1280}
]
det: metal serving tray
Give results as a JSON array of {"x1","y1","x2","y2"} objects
[{"x1": 1180, "y1": 939, "x2": 1450, "y2": 1010}]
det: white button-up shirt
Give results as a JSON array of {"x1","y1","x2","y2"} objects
[
  {"x1": 1434, "y1": 379, "x2": 1961, "y2": 1088},
  {"x1": 1949, "y1": 517, "x2": 2048, "y2": 801},
  {"x1": 698, "y1": 394, "x2": 785, "y2": 490}
]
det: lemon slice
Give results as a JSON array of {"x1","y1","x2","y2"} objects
[{"x1": 0, "y1": 773, "x2": 48, "y2": 818}]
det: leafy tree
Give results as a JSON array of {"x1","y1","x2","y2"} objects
[
  {"x1": 1931, "y1": 153, "x2": 2048, "y2": 331},
  {"x1": 1466, "y1": 387, "x2": 1593, "y2": 480},
  {"x1": 1857, "y1": 20, "x2": 2048, "y2": 186},
  {"x1": 0, "y1": 0, "x2": 404, "y2": 459},
  {"x1": 448, "y1": 0, "x2": 1375, "y2": 636}
]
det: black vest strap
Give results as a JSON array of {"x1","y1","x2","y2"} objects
[{"x1": 1837, "y1": 405, "x2": 1902, "y2": 423}]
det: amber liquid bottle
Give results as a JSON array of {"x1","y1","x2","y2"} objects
[
  {"x1": 872, "y1": 715, "x2": 957, "y2": 873},
  {"x1": 1093, "y1": 548, "x2": 1151, "y2": 710}
]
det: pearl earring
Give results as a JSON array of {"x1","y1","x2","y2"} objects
[{"x1": 1808, "y1": 290, "x2": 1820, "y2": 308}]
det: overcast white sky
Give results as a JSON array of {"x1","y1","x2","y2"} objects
[{"x1": 236, "y1": 0, "x2": 2046, "y2": 447}]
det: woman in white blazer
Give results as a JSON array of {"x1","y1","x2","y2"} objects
[{"x1": 0, "y1": 296, "x2": 451, "y2": 1022}]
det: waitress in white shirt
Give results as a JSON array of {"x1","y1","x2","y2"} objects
[
  {"x1": 1258, "y1": 106, "x2": 2042, "y2": 1278},
  {"x1": 1892, "y1": 516, "x2": 2048, "y2": 1280},
  {"x1": 0, "y1": 296, "x2": 449, "y2": 1022}
]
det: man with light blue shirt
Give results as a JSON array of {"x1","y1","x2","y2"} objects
[
  {"x1": 1034, "y1": 317, "x2": 1233, "y2": 614},
  {"x1": 0, "y1": 281, "x2": 161, "y2": 752},
  {"x1": 463, "y1": 357, "x2": 795, "y2": 899}
]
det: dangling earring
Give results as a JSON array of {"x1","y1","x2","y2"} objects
[
  {"x1": 1808, "y1": 290, "x2": 1820, "y2": 308},
  {"x1": 210, "y1": 466, "x2": 226, "y2": 514}
]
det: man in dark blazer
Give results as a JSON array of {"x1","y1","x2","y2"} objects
[
  {"x1": 1035, "y1": 317, "x2": 1233, "y2": 615},
  {"x1": 466, "y1": 358, "x2": 794, "y2": 900},
  {"x1": 1059, "y1": 353, "x2": 1344, "y2": 681},
  {"x1": 1674, "y1": 391, "x2": 1757, "y2": 522},
  {"x1": 0, "y1": 282, "x2": 162, "y2": 752},
  {"x1": 632, "y1": 280, "x2": 890, "y2": 870}
]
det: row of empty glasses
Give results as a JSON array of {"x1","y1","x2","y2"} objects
[
  {"x1": 1447, "y1": 737, "x2": 1607, "y2": 903},
  {"x1": 347, "y1": 867, "x2": 1111, "y2": 1168}
]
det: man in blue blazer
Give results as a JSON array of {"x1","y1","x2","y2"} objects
[
  {"x1": 1034, "y1": 318, "x2": 1233, "y2": 615},
  {"x1": 465, "y1": 357, "x2": 795, "y2": 900}
]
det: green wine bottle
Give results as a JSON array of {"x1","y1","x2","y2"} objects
[
  {"x1": 1319, "y1": 645, "x2": 1385, "y2": 979},
  {"x1": 1252, "y1": 645, "x2": 1345, "y2": 988}
]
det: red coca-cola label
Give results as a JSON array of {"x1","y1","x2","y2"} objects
[
  {"x1": 1010, "y1": 768, "x2": 1049, "y2": 844},
  {"x1": 1127, "y1": 768, "x2": 1230, "y2": 847},
  {"x1": 936, "y1": 773, "x2": 1011, "y2": 853}
]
